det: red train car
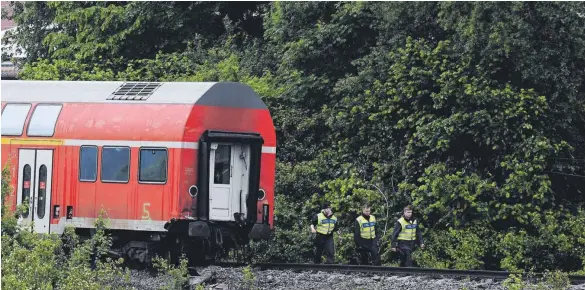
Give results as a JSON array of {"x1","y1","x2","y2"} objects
[{"x1": 1, "y1": 80, "x2": 275, "y2": 263}]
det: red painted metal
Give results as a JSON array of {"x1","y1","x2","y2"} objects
[{"x1": 1, "y1": 93, "x2": 276, "y2": 231}]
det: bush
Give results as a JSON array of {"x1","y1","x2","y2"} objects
[
  {"x1": 410, "y1": 225, "x2": 489, "y2": 270},
  {"x1": 503, "y1": 271, "x2": 570, "y2": 290},
  {"x1": 241, "y1": 265, "x2": 257, "y2": 290},
  {"x1": 1, "y1": 162, "x2": 133, "y2": 290},
  {"x1": 152, "y1": 255, "x2": 189, "y2": 290},
  {"x1": 248, "y1": 195, "x2": 314, "y2": 263}
]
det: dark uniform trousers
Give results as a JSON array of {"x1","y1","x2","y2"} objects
[
  {"x1": 314, "y1": 233, "x2": 335, "y2": 264},
  {"x1": 397, "y1": 240, "x2": 415, "y2": 267},
  {"x1": 358, "y1": 239, "x2": 380, "y2": 266}
]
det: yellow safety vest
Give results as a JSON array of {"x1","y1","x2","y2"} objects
[
  {"x1": 397, "y1": 217, "x2": 417, "y2": 241},
  {"x1": 316, "y1": 212, "x2": 337, "y2": 235},
  {"x1": 356, "y1": 215, "x2": 376, "y2": 239}
]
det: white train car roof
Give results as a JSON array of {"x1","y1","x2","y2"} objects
[{"x1": 1, "y1": 80, "x2": 267, "y2": 109}]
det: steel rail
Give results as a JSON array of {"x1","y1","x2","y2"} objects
[{"x1": 213, "y1": 262, "x2": 585, "y2": 284}]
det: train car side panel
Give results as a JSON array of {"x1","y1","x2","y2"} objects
[
  {"x1": 179, "y1": 147, "x2": 197, "y2": 218},
  {"x1": 3, "y1": 80, "x2": 277, "y2": 265}
]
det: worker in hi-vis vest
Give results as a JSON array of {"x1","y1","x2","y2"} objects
[
  {"x1": 391, "y1": 205, "x2": 424, "y2": 267},
  {"x1": 310, "y1": 202, "x2": 338, "y2": 264},
  {"x1": 353, "y1": 204, "x2": 381, "y2": 266}
]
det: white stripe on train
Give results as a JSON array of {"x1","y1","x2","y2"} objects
[
  {"x1": 52, "y1": 217, "x2": 167, "y2": 234},
  {"x1": 63, "y1": 139, "x2": 198, "y2": 149},
  {"x1": 61, "y1": 139, "x2": 276, "y2": 153}
]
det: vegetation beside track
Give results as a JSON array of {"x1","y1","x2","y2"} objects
[{"x1": 3, "y1": 2, "x2": 585, "y2": 286}]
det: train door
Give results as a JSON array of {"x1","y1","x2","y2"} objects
[
  {"x1": 16, "y1": 149, "x2": 35, "y2": 228},
  {"x1": 208, "y1": 143, "x2": 250, "y2": 221},
  {"x1": 16, "y1": 149, "x2": 54, "y2": 233}
]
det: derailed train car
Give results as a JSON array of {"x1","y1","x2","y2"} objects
[{"x1": 1, "y1": 80, "x2": 276, "y2": 263}]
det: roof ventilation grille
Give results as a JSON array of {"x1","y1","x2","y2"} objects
[{"x1": 107, "y1": 82, "x2": 162, "y2": 100}]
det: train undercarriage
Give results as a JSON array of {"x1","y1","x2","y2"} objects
[{"x1": 73, "y1": 217, "x2": 271, "y2": 272}]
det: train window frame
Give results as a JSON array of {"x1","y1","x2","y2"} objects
[
  {"x1": 213, "y1": 144, "x2": 232, "y2": 185},
  {"x1": 138, "y1": 147, "x2": 168, "y2": 184},
  {"x1": 26, "y1": 103, "x2": 63, "y2": 137},
  {"x1": 79, "y1": 145, "x2": 98, "y2": 182},
  {"x1": 36, "y1": 164, "x2": 48, "y2": 219},
  {"x1": 21, "y1": 164, "x2": 32, "y2": 218},
  {"x1": 100, "y1": 146, "x2": 131, "y2": 184},
  {"x1": 1, "y1": 103, "x2": 32, "y2": 136}
]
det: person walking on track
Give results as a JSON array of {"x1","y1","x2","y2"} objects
[
  {"x1": 311, "y1": 202, "x2": 338, "y2": 264},
  {"x1": 391, "y1": 205, "x2": 424, "y2": 267},
  {"x1": 354, "y1": 204, "x2": 381, "y2": 266}
]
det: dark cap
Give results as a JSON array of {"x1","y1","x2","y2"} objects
[{"x1": 322, "y1": 202, "x2": 331, "y2": 210}]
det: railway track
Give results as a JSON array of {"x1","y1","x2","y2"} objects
[{"x1": 213, "y1": 262, "x2": 585, "y2": 285}]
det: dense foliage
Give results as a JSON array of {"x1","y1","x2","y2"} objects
[{"x1": 3, "y1": 1, "x2": 585, "y2": 273}]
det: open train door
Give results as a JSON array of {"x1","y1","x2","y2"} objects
[
  {"x1": 208, "y1": 142, "x2": 250, "y2": 221},
  {"x1": 195, "y1": 130, "x2": 264, "y2": 236}
]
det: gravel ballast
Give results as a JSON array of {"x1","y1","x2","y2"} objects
[
  {"x1": 121, "y1": 265, "x2": 585, "y2": 290},
  {"x1": 180, "y1": 266, "x2": 585, "y2": 290}
]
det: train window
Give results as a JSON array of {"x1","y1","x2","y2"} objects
[
  {"x1": 101, "y1": 147, "x2": 130, "y2": 183},
  {"x1": 139, "y1": 148, "x2": 168, "y2": 183},
  {"x1": 79, "y1": 146, "x2": 98, "y2": 182},
  {"x1": 214, "y1": 145, "x2": 231, "y2": 185},
  {"x1": 37, "y1": 165, "x2": 47, "y2": 219},
  {"x1": 27, "y1": 104, "x2": 63, "y2": 137},
  {"x1": 1, "y1": 103, "x2": 31, "y2": 136},
  {"x1": 22, "y1": 164, "x2": 32, "y2": 218}
]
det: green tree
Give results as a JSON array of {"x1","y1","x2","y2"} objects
[{"x1": 5, "y1": 1, "x2": 585, "y2": 272}]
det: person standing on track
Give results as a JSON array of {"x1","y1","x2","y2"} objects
[
  {"x1": 354, "y1": 204, "x2": 381, "y2": 266},
  {"x1": 310, "y1": 202, "x2": 338, "y2": 264},
  {"x1": 391, "y1": 205, "x2": 424, "y2": 267}
]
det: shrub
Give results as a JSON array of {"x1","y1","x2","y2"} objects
[{"x1": 1, "y1": 162, "x2": 132, "y2": 290}]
